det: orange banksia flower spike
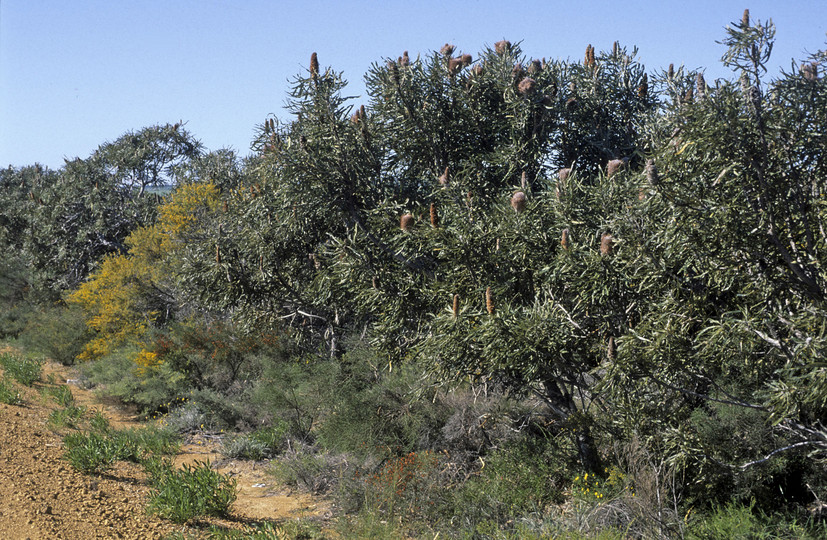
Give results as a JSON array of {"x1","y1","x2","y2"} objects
[
  {"x1": 430, "y1": 202, "x2": 438, "y2": 227},
  {"x1": 742, "y1": 9, "x2": 749, "y2": 27},
  {"x1": 668, "y1": 63, "x2": 675, "y2": 80},
  {"x1": 638, "y1": 73, "x2": 648, "y2": 99},
  {"x1": 452, "y1": 294, "x2": 460, "y2": 318},
  {"x1": 646, "y1": 159, "x2": 659, "y2": 187},
  {"x1": 511, "y1": 191, "x2": 526, "y2": 213},
  {"x1": 561, "y1": 228, "x2": 570, "y2": 250},
  {"x1": 485, "y1": 287, "x2": 494, "y2": 315},
  {"x1": 400, "y1": 213, "x2": 414, "y2": 231}
]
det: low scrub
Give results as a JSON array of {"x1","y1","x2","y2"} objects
[
  {"x1": 0, "y1": 352, "x2": 42, "y2": 386},
  {"x1": 146, "y1": 459, "x2": 237, "y2": 523}
]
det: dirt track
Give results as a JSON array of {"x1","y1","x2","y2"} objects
[{"x1": 0, "y1": 356, "x2": 329, "y2": 539}]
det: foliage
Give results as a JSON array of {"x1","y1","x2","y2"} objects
[
  {"x1": 63, "y1": 431, "x2": 122, "y2": 474},
  {"x1": 19, "y1": 304, "x2": 92, "y2": 365},
  {"x1": 48, "y1": 405, "x2": 87, "y2": 430},
  {"x1": 0, "y1": 352, "x2": 42, "y2": 386},
  {"x1": 0, "y1": 377, "x2": 21, "y2": 405},
  {"x1": 146, "y1": 459, "x2": 237, "y2": 523}
]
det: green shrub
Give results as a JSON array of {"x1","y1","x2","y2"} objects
[
  {"x1": 0, "y1": 352, "x2": 42, "y2": 386},
  {"x1": 113, "y1": 425, "x2": 180, "y2": 458},
  {"x1": 0, "y1": 377, "x2": 21, "y2": 405},
  {"x1": 146, "y1": 459, "x2": 237, "y2": 523},
  {"x1": 222, "y1": 422, "x2": 289, "y2": 460},
  {"x1": 19, "y1": 304, "x2": 92, "y2": 365},
  {"x1": 42, "y1": 384, "x2": 74, "y2": 407},
  {"x1": 64, "y1": 431, "x2": 121, "y2": 474},
  {"x1": 48, "y1": 405, "x2": 87, "y2": 430}
]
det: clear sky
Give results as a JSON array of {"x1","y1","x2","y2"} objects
[{"x1": 1, "y1": 1, "x2": 825, "y2": 170}]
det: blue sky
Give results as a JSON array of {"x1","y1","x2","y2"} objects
[{"x1": 1, "y1": 1, "x2": 825, "y2": 170}]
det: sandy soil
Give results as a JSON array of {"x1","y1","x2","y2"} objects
[{"x1": 0, "y1": 354, "x2": 330, "y2": 539}]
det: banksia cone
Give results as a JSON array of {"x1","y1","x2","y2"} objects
[
  {"x1": 494, "y1": 40, "x2": 511, "y2": 55},
  {"x1": 222, "y1": 200, "x2": 228, "y2": 213},
  {"x1": 448, "y1": 57, "x2": 463, "y2": 76},
  {"x1": 485, "y1": 286, "x2": 494, "y2": 315},
  {"x1": 645, "y1": 158, "x2": 659, "y2": 187},
  {"x1": 521, "y1": 171, "x2": 527, "y2": 190},
  {"x1": 528, "y1": 59, "x2": 542, "y2": 75},
  {"x1": 607, "y1": 336, "x2": 616, "y2": 361},
  {"x1": 310, "y1": 52, "x2": 319, "y2": 78},
  {"x1": 802, "y1": 62, "x2": 818, "y2": 81},
  {"x1": 400, "y1": 213, "x2": 414, "y2": 231},
  {"x1": 438, "y1": 166, "x2": 449, "y2": 185},
  {"x1": 512, "y1": 63, "x2": 524, "y2": 80},
  {"x1": 584, "y1": 44, "x2": 593, "y2": 67},
  {"x1": 683, "y1": 85, "x2": 694, "y2": 103},
  {"x1": 269, "y1": 118, "x2": 275, "y2": 132},
  {"x1": 389, "y1": 61, "x2": 400, "y2": 84},
  {"x1": 558, "y1": 168, "x2": 572, "y2": 183},
  {"x1": 600, "y1": 233, "x2": 613, "y2": 256},
  {"x1": 440, "y1": 43, "x2": 455, "y2": 56},
  {"x1": 452, "y1": 294, "x2": 460, "y2": 318},
  {"x1": 472, "y1": 64, "x2": 483, "y2": 77},
  {"x1": 511, "y1": 191, "x2": 526, "y2": 213},
  {"x1": 400, "y1": 51, "x2": 410, "y2": 66},
  {"x1": 561, "y1": 228, "x2": 570, "y2": 250},
  {"x1": 612, "y1": 41, "x2": 620, "y2": 57},
  {"x1": 741, "y1": 9, "x2": 749, "y2": 27},
  {"x1": 667, "y1": 63, "x2": 674, "y2": 80},
  {"x1": 216, "y1": 244, "x2": 221, "y2": 264},
  {"x1": 372, "y1": 277, "x2": 379, "y2": 289},
  {"x1": 638, "y1": 73, "x2": 648, "y2": 99},
  {"x1": 696, "y1": 73, "x2": 706, "y2": 99},
  {"x1": 430, "y1": 202, "x2": 438, "y2": 227},
  {"x1": 518, "y1": 77, "x2": 537, "y2": 95},
  {"x1": 607, "y1": 159, "x2": 625, "y2": 178},
  {"x1": 461, "y1": 54, "x2": 472, "y2": 67}
]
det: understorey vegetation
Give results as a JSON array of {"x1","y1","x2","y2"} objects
[{"x1": 2, "y1": 10, "x2": 827, "y2": 538}]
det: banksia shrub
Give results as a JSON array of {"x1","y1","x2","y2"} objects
[
  {"x1": 561, "y1": 228, "x2": 570, "y2": 250},
  {"x1": 511, "y1": 191, "x2": 526, "y2": 213},
  {"x1": 400, "y1": 213, "x2": 414, "y2": 232},
  {"x1": 310, "y1": 52, "x2": 319, "y2": 78},
  {"x1": 494, "y1": 40, "x2": 511, "y2": 55},
  {"x1": 452, "y1": 294, "x2": 460, "y2": 318},
  {"x1": 430, "y1": 202, "x2": 438, "y2": 227},
  {"x1": 600, "y1": 233, "x2": 613, "y2": 256},
  {"x1": 607, "y1": 159, "x2": 625, "y2": 178},
  {"x1": 518, "y1": 77, "x2": 537, "y2": 95},
  {"x1": 485, "y1": 287, "x2": 494, "y2": 315}
]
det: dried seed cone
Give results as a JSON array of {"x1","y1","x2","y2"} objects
[
  {"x1": 607, "y1": 159, "x2": 625, "y2": 178},
  {"x1": 518, "y1": 77, "x2": 537, "y2": 95},
  {"x1": 561, "y1": 228, "x2": 570, "y2": 250},
  {"x1": 668, "y1": 63, "x2": 675, "y2": 80},
  {"x1": 742, "y1": 9, "x2": 749, "y2": 27},
  {"x1": 400, "y1": 213, "x2": 414, "y2": 231},
  {"x1": 485, "y1": 287, "x2": 494, "y2": 315},
  {"x1": 452, "y1": 294, "x2": 460, "y2": 318},
  {"x1": 310, "y1": 52, "x2": 319, "y2": 78},
  {"x1": 511, "y1": 191, "x2": 526, "y2": 213},
  {"x1": 696, "y1": 73, "x2": 706, "y2": 99},
  {"x1": 461, "y1": 54, "x2": 472, "y2": 67},
  {"x1": 216, "y1": 244, "x2": 221, "y2": 264},
  {"x1": 438, "y1": 166, "x2": 449, "y2": 185},
  {"x1": 494, "y1": 40, "x2": 511, "y2": 55},
  {"x1": 558, "y1": 168, "x2": 572, "y2": 183},
  {"x1": 521, "y1": 171, "x2": 527, "y2": 190},
  {"x1": 401, "y1": 51, "x2": 410, "y2": 66},
  {"x1": 448, "y1": 57, "x2": 463, "y2": 76},
  {"x1": 372, "y1": 277, "x2": 379, "y2": 289},
  {"x1": 600, "y1": 233, "x2": 613, "y2": 256},
  {"x1": 607, "y1": 336, "x2": 616, "y2": 361},
  {"x1": 440, "y1": 43, "x2": 455, "y2": 56},
  {"x1": 430, "y1": 202, "x2": 438, "y2": 227},
  {"x1": 645, "y1": 158, "x2": 659, "y2": 187},
  {"x1": 528, "y1": 59, "x2": 542, "y2": 74},
  {"x1": 802, "y1": 62, "x2": 818, "y2": 81}
]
